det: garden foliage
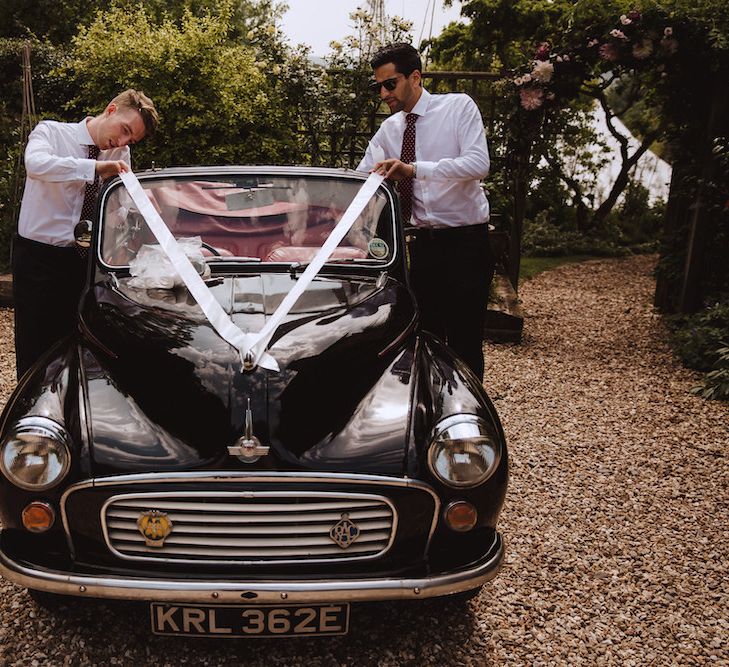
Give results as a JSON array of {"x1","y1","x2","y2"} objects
[
  {"x1": 62, "y1": 3, "x2": 296, "y2": 168},
  {"x1": 670, "y1": 301, "x2": 729, "y2": 400}
]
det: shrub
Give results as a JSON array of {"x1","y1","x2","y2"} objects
[
  {"x1": 59, "y1": 2, "x2": 298, "y2": 169},
  {"x1": 670, "y1": 299, "x2": 729, "y2": 400},
  {"x1": 522, "y1": 211, "x2": 629, "y2": 257},
  {"x1": 693, "y1": 344, "x2": 729, "y2": 401},
  {"x1": 670, "y1": 300, "x2": 729, "y2": 369},
  {"x1": 611, "y1": 181, "x2": 665, "y2": 249}
]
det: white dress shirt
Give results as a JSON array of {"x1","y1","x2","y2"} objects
[
  {"x1": 18, "y1": 119, "x2": 130, "y2": 246},
  {"x1": 357, "y1": 88, "x2": 490, "y2": 228}
]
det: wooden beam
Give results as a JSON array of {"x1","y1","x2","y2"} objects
[{"x1": 678, "y1": 81, "x2": 728, "y2": 313}]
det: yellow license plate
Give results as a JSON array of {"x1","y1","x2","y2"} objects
[{"x1": 150, "y1": 602, "x2": 350, "y2": 637}]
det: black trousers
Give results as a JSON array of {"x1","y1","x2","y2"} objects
[
  {"x1": 11, "y1": 235, "x2": 87, "y2": 380},
  {"x1": 408, "y1": 223, "x2": 495, "y2": 382}
]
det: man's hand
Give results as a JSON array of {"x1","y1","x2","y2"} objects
[
  {"x1": 96, "y1": 160, "x2": 129, "y2": 180},
  {"x1": 372, "y1": 159, "x2": 415, "y2": 181}
]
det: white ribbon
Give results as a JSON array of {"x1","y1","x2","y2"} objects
[{"x1": 120, "y1": 170, "x2": 384, "y2": 372}]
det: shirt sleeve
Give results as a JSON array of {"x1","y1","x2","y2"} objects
[
  {"x1": 416, "y1": 97, "x2": 490, "y2": 181},
  {"x1": 120, "y1": 147, "x2": 132, "y2": 170},
  {"x1": 24, "y1": 122, "x2": 97, "y2": 183},
  {"x1": 357, "y1": 125, "x2": 390, "y2": 172}
]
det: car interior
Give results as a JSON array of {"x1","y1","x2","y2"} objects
[{"x1": 100, "y1": 176, "x2": 394, "y2": 268}]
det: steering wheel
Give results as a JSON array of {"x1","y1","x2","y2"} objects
[{"x1": 200, "y1": 241, "x2": 221, "y2": 257}]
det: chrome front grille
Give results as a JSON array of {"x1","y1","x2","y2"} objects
[{"x1": 102, "y1": 491, "x2": 396, "y2": 564}]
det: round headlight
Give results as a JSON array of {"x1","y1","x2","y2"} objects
[
  {"x1": 427, "y1": 415, "x2": 501, "y2": 488},
  {"x1": 0, "y1": 417, "x2": 71, "y2": 491}
]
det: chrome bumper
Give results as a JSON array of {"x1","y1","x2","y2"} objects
[{"x1": 0, "y1": 533, "x2": 503, "y2": 604}]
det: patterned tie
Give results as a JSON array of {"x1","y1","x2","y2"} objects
[
  {"x1": 80, "y1": 145, "x2": 101, "y2": 222},
  {"x1": 398, "y1": 113, "x2": 418, "y2": 224},
  {"x1": 77, "y1": 145, "x2": 100, "y2": 256}
]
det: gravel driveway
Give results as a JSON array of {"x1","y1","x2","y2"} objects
[{"x1": 0, "y1": 254, "x2": 726, "y2": 665}]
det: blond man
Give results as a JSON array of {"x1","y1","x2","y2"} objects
[{"x1": 12, "y1": 90, "x2": 158, "y2": 379}]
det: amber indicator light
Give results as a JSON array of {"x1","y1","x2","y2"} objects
[
  {"x1": 444, "y1": 501, "x2": 478, "y2": 532},
  {"x1": 22, "y1": 502, "x2": 55, "y2": 533}
]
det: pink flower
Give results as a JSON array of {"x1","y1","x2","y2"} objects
[
  {"x1": 519, "y1": 87, "x2": 544, "y2": 110},
  {"x1": 531, "y1": 60, "x2": 554, "y2": 82},
  {"x1": 628, "y1": 10, "x2": 642, "y2": 22},
  {"x1": 632, "y1": 38, "x2": 653, "y2": 59},
  {"x1": 587, "y1": 39, "x2": 599, "y2": 47},
  {"x1": 620, "y1": 14, "x2": 632, "y2": 25},
  {"x1": 610, "y1": 29, "x2": 627, "y2": 40},
  {"x1": 535, "y1": 42, "x2": 551, "y2": 60},
  {"x1": 599, "y1": 43, "x2": 620, "y2": 61},
  {"x1": 664, "y1": 27, "x2": 673, "y2": 37},
  {"x1": 513, "y1": 73, "x2": 534, "y2": 86}
]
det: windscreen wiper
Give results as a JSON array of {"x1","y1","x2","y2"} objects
[
  {"x1": 286, "y1": 257, "x2": 382, "y2": 276},
  {"x1": 324, "y1": 257, "x2": 383, "y2": 263}
]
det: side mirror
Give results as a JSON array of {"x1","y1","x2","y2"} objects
[{"x1": 74, "y1": 220, "x2": 92, "y2": 249}]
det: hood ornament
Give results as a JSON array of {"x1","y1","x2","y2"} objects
[
  {"x1": 227, "y1": 398, "x2": 270, "y2": 463},
  {"x1": 242, "y1": 351, "x2": 256, "y2": 372}
]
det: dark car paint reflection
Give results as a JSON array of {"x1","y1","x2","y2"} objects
[{"x1": 0, "y1": 167, "x2": 507, "y2": 604}]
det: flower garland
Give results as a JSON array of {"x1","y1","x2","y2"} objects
[{"x1": 510, "y1": 9, "x2": 680, "y2": 113}]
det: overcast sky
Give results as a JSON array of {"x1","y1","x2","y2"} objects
[{"x1": 278, "y1": 0, "x2": 465, "y2": 58}]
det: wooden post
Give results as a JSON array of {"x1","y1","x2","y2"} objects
[
  {"x1": 11, "y1": 42, "x2": 38, "y2": 223},
  {"x1": 508, "y1": 141, "x2": 530, "y2": 291},
  {"x1": 678, "y1": 82, "x2": 728, "y2": 313},
  {"x1": 654, "y1": 156, "x2": 692, "y2": 312}
]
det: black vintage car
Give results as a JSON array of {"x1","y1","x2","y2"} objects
[{"x1": 0, "y1": 166, "x2": 507, "y2": 638}]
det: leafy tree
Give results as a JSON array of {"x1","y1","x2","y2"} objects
[
  {"x1": 0, "y1": 0, "x2": 286, "y2": 44},
  {"x1": 0, "y1": 0, "x2": 99, "y2": 43},
  {"x1": 54, "y1": 2, "x2": 298, "y2": 168},
  {"x1": 432, "y1": 1, "x2": 674, "y2": 233}
]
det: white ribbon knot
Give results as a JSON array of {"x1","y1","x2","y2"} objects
[{"x1": 120, "y1": 170, "x2": 384, "y2": 372}]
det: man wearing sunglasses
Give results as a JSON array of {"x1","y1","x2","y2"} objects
[{"x1": 358, "y1": 43, "x2": 494, "y2": 383}]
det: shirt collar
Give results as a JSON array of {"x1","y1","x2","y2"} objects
[
  {"x1": 407, "y1": 88, "x2": 431, "y2": 118},
  {"x1": 76, "y1": 118, "x2": 96, "y2": 146}
]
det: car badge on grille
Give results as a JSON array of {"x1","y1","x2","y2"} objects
[
  {"x1": 329, "y1": 512, "x2": 361, "y2": 549},
  {"x1": 137, "y1": 510, "x2": 173, "y2": 548},
  {"x1": 227, "y1": 398, "x2": 270, "y2": 463}
]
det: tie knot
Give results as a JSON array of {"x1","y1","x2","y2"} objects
[
  {"x1": 406, "y1": 113, "x2": 418, "y2": 127},
  {"x1": 88, "y1": 145, "x2": 100, "y2": 160}
]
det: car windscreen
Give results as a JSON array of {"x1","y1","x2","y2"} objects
[{"x1": 99, "y1": 174, "x2": 395, "y2": 269}]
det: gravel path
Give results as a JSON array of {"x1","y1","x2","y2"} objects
[{"x1": 0, "y1": 254, "x2": 727, "y2": 665}]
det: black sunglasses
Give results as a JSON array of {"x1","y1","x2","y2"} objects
[{"x1": 368, "y1": 75, "x2": 402, "y2": 94}]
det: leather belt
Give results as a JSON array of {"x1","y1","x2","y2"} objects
[{"x1": 407, "y1": 222, "x2": 488, "y2": 240}]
